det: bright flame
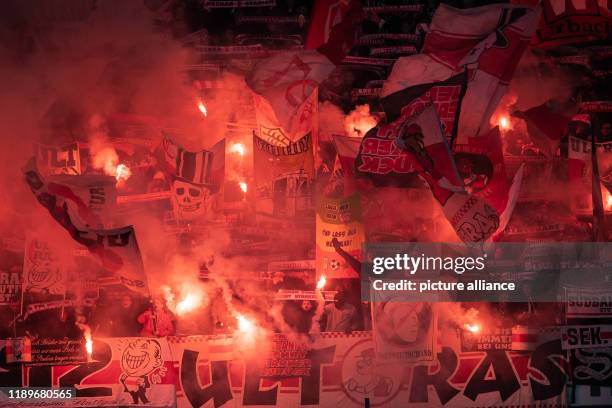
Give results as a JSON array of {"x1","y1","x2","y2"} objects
[
  {"x1": 316, "y1": 275, "x2": 326, "y2": 290},
  {"x1": 230, "y1": 143, "x2": 246, "y2": 156},
  {"x1": 115, "y1": 163, "x2": 131, "y2": 181},
  {"x1": 198, "y1": 101, "x2": 207, "y2": 117},
  {"x1": 176, "y1": 292, "x2": 203, "y2": 316},
  {"x1": 344, "y1": 104, "x2": 378, "y2": 137},
  {"x1": 91, "y1": 145, "x2": 131, "y2": 183},
  {"x1": 237, "y1": 314, "x2": 255, "y2": 334},
  {"x1": 83, "y1": 329, "x2": 93, "y2": 356},
  {"x1": 239, "y1": 181, "x2": 247, "y2": 193},
  {"x1": 606, "y1": 190, "x2": 612, "y2": 211},
  {"x1": 464, "y1": 323, "x2": 481, "y2": 334},
  {"x1": 499, "y1": 116, "x2": 510, "y2": 130}
]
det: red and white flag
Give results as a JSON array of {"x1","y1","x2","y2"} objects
[
  {"x1": 24, "y1": 159, "x2": 116, "y2": 230},
  {"x1": 305, "y1": 0, "x2": 351, "y2": 50},
  {"x1": 247, "y1": 0, "x2": 363, "y2": 147},
  {"x1": 513, "y1": 102, "x2": 571, "y2": 157},
  {"x1": 424, "y1": 4, "x2": 541, "y2": 143},
  {"x1": 384, "y1": 4, "x2": 537, "y2": 144},
  {"x1": 23, "y1": 159, "x2": 149, "y2": 295},
  {"x1": 396, "y1": 105, "x2": 501, "y2": 242}
]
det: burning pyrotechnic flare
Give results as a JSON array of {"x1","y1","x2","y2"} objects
[
  {"x1": 85, "y1": 334, "x2": 93, "y2": 356},
  {"x1": 197, "y1": 100, "x2": 207, "y2": 117},
  {"x1": 316, "y1": 275, "x2": 326, "y2": 290},
  {"x1": 115, "y1": 163, "x2": 131, "y2": 181},
  {"x1": 499, "y1": 116, "x2": 510, "y2": 130},
  {"x1": 176, "y1": 292, "x2": 203, "y2": 316},
  {"x1": 91, "y1": 144, "x2": 131, "y2": 183},
  {"x1": 236, "y1": 314, "x2": 255, "y2": 335},
  {"x1": 344, "y1": 104, "x2": 378, "y2": 137},
  {"x1": 230, "y1": 143, "x2": 246, "y2": 156},
  {"x1": 605, "y1": 189, "x2": 612, "y2": 211},
  {"x1": 239, "y1": 181, "x2": 247, "y2": 193},
  {"x1": 464, "y1": 323, "x2": 481, "y2": 334}
]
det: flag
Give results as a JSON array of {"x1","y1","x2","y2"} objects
[
  {"x1": 24, "y1": 159, "x2": 116, "y2": 230},
  {"x1": 532, "y1": 0, "x2": 612, "y2": 48},
  {"x1": 305, "y1": 0, "x2": 352, "y2": 50},
  {"x1": 423, "y1": 3, "x2": 541, "y2": 142},
  {"x1": 23, "y1": 159, "x2": 149, "y2": 295},
  {"x1": 5, "y1": 337, "x2": 32, "y2": 363},
  {"x1": 157, "y1": 135, "x2": 215, "y2": 185},
  {"x1": 513, "y1": 102, "x2": 571, "y2": 157},
  {"x1": 331, "y1": 134, "x2": 361, "y2": 193},
  {"x1": 394, "y1": 105, "x2": 501, "y2": 242},
  {"x1": 356, "y1": 104, "x2": 463, "y2": 190},
  {"x1": 381, "y1": 68, "x2": 468, "y2": 141},
  {"x1": 248, "y1": 1, "x2": 363, "y2": 146},
  {"x1": 453, "y1": 127, "x2": 511, "y2": 214}
]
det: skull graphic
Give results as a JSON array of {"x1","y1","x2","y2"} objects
[{"x1": 172, "y1": 179, "x2": 209, "y2": 221}]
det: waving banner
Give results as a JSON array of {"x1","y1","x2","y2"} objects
[{"x1": 0, "y1": 331, "x2": 569, "y2": 407}]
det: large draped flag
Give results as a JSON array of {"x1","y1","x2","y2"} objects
[
  {"x1": 393, "y1": 105, "x2": 501, "y2": 242},
  {"x1": 23, "y1": 159, "x2": 149, "y2": 295},
  {"x1": 381, "y1": 3, "x2": 540, "y2": 144},
  {"x1": 247, "y1": 0, "x2": 363, "y2": 147}
]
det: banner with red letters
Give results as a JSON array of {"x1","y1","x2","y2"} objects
[{"x1": 0, "y1": 330, "x2": 570, "y2": 407}]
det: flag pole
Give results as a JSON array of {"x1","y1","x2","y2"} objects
[{"x1": 590, "y1": 112, "x2": 606, "y2": 241}]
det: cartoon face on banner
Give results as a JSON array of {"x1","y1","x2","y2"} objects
[
  {"x1": 374, "y1": 302, "x2": 432, "y2": 345},
  {"x1": 172, "y1": 179, "x2": 210, "y2": 221},
  {"x1": 119, "y1": 339, "x2": 166, "y2": 405},
  {"x1": 25, "y1": 239, "x2": 63, "y2": 293},
  {"x1": 341, "y1": 339, "x2": 402, "y2": 406}
]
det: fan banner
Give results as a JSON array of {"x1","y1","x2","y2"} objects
[
  {"x1": 253, "y1": 133, "x2": 314, "y2": 217},
  {"x1": 532, "y1": 0, "x2": 612, "y2": 48},
  {"x1": 315, "y1": 193, "x2": 364, "y2": 279},
  {"x1": 0, "y1": 331, "x2": 569, "y2": 407},
  {"x1": 35, "y1": 142, "x2": 81, "y2": 175}
]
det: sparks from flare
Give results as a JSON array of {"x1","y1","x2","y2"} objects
[
  {"x1": 83, "y1": 329, "x2": 93, "y2": 356},
  {"x1": 115, "y1": 163, "x2": 131, "y2": 181},
  {"x1": 230, "y1": 143, "x2": 246, "y2": 156},
  {"x1": 465, "y1": 323, "x2": 481, "y2": 334},
  {"x1": 316, "y1": 275, "x2": 326, "y2": 290},
  {"x1": 239, "y1": 181, "x2": 247, "y2": 193},
  {"x1": 176, "y1": 292, "x2": 202, "y2": 316},
  {"x1": 198, "y1": 101, "x2": 208, "y2": 117},
  {"x1": 237, "y1": 314, "x2": 255, "y2": 334},
  {"x1": 499, "y1": 116, "x2": 510, "y2": 131}
]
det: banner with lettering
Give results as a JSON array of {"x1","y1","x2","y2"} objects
[
  {"x1": 22, "y1": 235, "x2": 66, "y2": 297},
  {"x1": 532, "y1": 0, "x2": 612, "y2": 48},
  {"x1": 566, "y1": 287, "x2": 612, "y2": 320},
  {"x1": 253, "y1": 133, "x2": 314, "y2": 217},
  {"x1": 0, "y1": 247, "x2": 22, "y2": 305},
  {"x1": 35, "y1": 142, "x2": 81, "y2": 175},
  {"x1": 315, "y1": 193, "x2": 364, "y2": 279},
  {"x1": 562, "y1": 325, "x2": 612, "y2": 350},
  {"x1": 0, "y1": 331, "x2": 569, "y2": 407}
]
